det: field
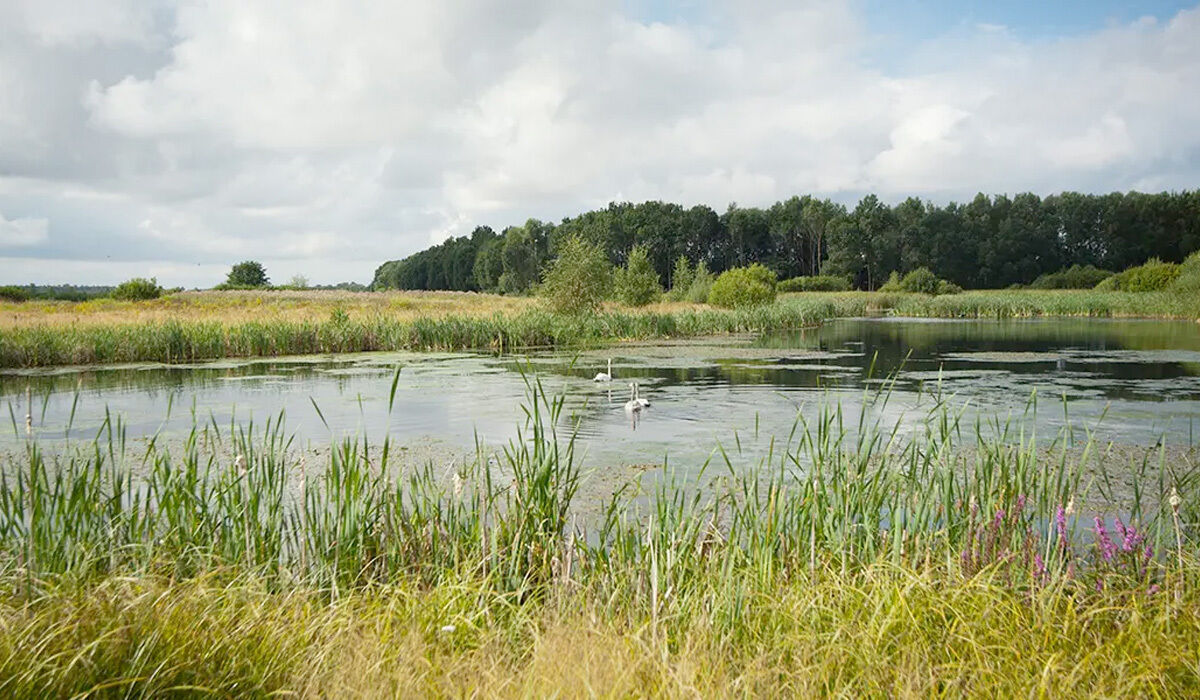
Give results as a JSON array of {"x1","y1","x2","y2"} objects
[
  {"x1": 0, "y1": 384, "x2": 1197, "y2": 695},
  {"x1": 2, "y1": 288, "x2": 1199, "y2": 369}
]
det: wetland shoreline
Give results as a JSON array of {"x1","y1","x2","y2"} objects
[{"x1": 3, "y1": 288, "x2": 1200, "y2": 369}]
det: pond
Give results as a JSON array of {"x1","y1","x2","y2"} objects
[{"x1": 3, "y1": 318, "x2": 1200, "y2": 474}]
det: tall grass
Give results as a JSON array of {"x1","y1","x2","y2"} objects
[
  {"x1": 4, "y1": 289, "x2": 1198, "y2": 369},
  {"x1": 0, "y1": 300, "x2": 845, "y2": 368},
  {"x1": 0, "y1": 378, "x2": 1198, "y2": 694}
]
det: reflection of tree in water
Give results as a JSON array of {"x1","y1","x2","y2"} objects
[
  {"x1": 757, "y1": 319, "x2": 1200, "y2": 382},
  {"x1": 0, "y1": 358, "x2": 395, "y2": 400}
]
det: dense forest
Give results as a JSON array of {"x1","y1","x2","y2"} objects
[{"x1": 371, "y1": 191, "x2": 1200, "y2": 292}]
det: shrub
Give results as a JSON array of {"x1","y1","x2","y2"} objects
[
  {"x1": 684, "y1": 262, "x2": 715, "y2": 303},
  {"x1": 707, "y1": 264, "x2": 777, "y2": 308},
  {"x1": 0, "y1": 285, "x2": 30, "y2": 302},
  {"x1": 898, "y1": 267, "x2": 940, "y2": 294},
  {"x1": 111, "y1": 277, "x2": 163, "y2": 301},
  {"x1": 1171, "y1": 252, "x2": 1200, "y2": 293},
  {"x1": 539, "y1": 235, "x2": 613, "y2": 314},
  {"x1": 613, "y1": 245, "x2": 663, "y2": 306},
  {"x1": 667, "y1": 256, "x2": 695, "y2": 301},
  {"x1": 878, "y1": 271, "x2": 903, "y2": 292},
  {"x1": 1100, "y1": 258, "x2": 1180, "y2": 292},
  {"x1": 935, "y1": 279, "x2": 963, "y2": 295},
  {"x1": 778, "y1": 275, "x2": 851, "y2": 292},
  {"x1": 876, "y1": 268, "x2": 961, "y2": 295},
  {"x1": 1030, "y1": 265, "x2": 1114, "y2": 290}
]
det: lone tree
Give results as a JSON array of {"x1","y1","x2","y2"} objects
[
  {"x1": 539, "y1": 235, "x2": 613, "y2": 314},
  {"x1": 226, "y1": 260, "x2": 269, "y2": 288},
  {"x1": 614, "y1": 245, "x2": 663, "y2": 306}
]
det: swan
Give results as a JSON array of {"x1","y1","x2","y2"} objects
[
  {"x1": 593, "y1": 358, "x2": 613, "y2": 382},
  {"x1": 633, "y1": 382, "x2": 650, "y2": 408},
  {"x1": 623, "y1": 382, "x2": 644, "y2": 412},
  {"x1": 624, "y1": 382, "x2": 651, "y2": 411}
]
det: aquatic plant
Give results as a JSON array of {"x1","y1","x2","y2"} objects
[{"x1": 0, "y1": 380, "x2": 1198, "y2": 695}]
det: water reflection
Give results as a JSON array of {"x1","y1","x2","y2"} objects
[{"x1": 3, "y1": 318, "x2": 1200, "y2": 471}]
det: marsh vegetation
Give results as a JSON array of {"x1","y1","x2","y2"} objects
[{"x1": 0, "y1": 376, "x2": 1198, "y2": 695}]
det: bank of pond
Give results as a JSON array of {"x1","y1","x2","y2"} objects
[{"x1": 3, "y1": 289, "x2": 1200, "y2": 368}]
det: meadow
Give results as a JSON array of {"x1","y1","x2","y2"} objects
[
  {"x1": 0, "y1": 380, "x2": 1197, "y2": 696},
  {"x1": 2, "y1": 288, "x2": 1199, "y2": 369}
]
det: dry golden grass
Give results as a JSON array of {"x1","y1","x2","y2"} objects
[
  {"x1": 6, "y1": 569, "x2": 1199, "y2": 698},
  {"x1": 0, "y1": 289, "x2": 539, "y2": 330}
]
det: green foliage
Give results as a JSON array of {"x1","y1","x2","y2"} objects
[
  {"x1": 1030, "y1": 265, "x2": 1114, "y2": 290},
  {"x1": 684, "y1": 262, "x2": 715, "y2": 303},
  {"x1": 878, "y1": 268, "x2": 960, "y2": 295},
  {"x1": 707, "y1": 264, "x2": 777, "y2": 308},
  {"x1": 472, "y1": 237, "x2": 504, "y2": 292},
  {"x1": 898, "y1": 267, "x2": 940, "y2": 294},
  {"x1": 111, "y1": 277, "x2": 163, "y2": 301},
  {"x1": 225, "y1": 260, "x2": 269, "y2": 288},
  {"x1": 1170, "y1": 252, "x2": 1200, "y2": 293},
  {"x1": 539, "y1": 236, "x2": 614, "y2": 314},
  {"x1": 613, "y1": 245, "x2": 663, "y2": 306},
  {"x1": 878, "y1": 271, "x2": 903, "y2": 292},
  {"x1": 0, "y1": 285, "x2": 30, "y2": 302},
  {"x1": 936, "y1": 279, "x2": 964, "y2": 295},
  {"x1": 500, "y1": 227, "x2": 539, "y2": 294},
  {"x1": 778, "y1": 275, "x2": 851, "y2": 292},
  {"x1": 288, "y1": 274, "x2": 309, "y2": 289},
  {"x1": 1100, "y1": 258, "x2": 1181, "y2": 292},
  {"x1": 667, "y1": 256, "x2": 695, "y2": 301}
]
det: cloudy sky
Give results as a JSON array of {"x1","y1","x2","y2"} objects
[{"x1": 1, "y1": 0, "x2": 1198, "y2": 287}]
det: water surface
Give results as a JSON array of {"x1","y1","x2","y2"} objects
[{"x1": 4, "y1": 318, "x2": 1200, "y2": 471}]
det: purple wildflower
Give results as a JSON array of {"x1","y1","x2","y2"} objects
[
  {"x1": 1055, "y1": 505, "x2": 1068, "y2": 548},
  {"x1": 1144, "y1": 544, "x2": 1154, "y2": 561},
  {"x1": 1016, "y1": 494, "x2": 1027, "y2": 512},
  {"x1": 993, "y1": 509, "x2": 1005, "y2": 531},
  {"x1": 1094, "y1": 517, "x2": 1116, "y2": 562},
  {"x1": 1124, "y1": 523, "x2": 1144, "y2": 553},
  {"x1": 1033, "y1": 553, "x2": 1045, "y2": 580},
  {"x1": 1149, "y1": 584, "x2": 1161, "y2": 595}
]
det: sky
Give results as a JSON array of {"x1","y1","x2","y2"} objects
[{"x1": 1, "y1": 0, "x2": 1198, "y2": 287}]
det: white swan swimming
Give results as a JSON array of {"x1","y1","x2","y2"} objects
[
  {"x1": 633, "y1": 382, "x2": 650, "y2": 408},
  {"x1": 624, "y1": 382, "x2": 651, "y2": 411},
  {"x1": 593, "y1": 358, "x2": 613, "y2": 382},
  {"x1": 624, "y1": 382, "x2": 642, "y2": 412}
]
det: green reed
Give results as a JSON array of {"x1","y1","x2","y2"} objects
[
  {"x1": 1, "y1": 375, "x2": 1199, "y2": 696},
  {"x1": 0, "y1": 300, "x2": 850, "y2": 368},
  {"x1": 0, "y1": 372, "x2": 1194, "y2": 601}
]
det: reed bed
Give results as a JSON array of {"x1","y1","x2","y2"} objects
[
  {"x1": 0, "y1": 298, "x2": 847, "y2": 368},
  {"x1": 0, "y1": 379, "x2": 1197, "y2": 695},
  {"x1": 885, "y1": 289, "x2": 1200, "y2": 319},
  {"x1": 5, "y1": 288, "x2": 1198, "y2": 370}
]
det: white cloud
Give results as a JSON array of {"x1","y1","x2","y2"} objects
[
  {"x1": 3, "y1": 0, "x2": 160, "y2": 47},
  {"x1": 0, "y1": 211, "x2": 49, "y2": 247},
  {"x1": 0, "y1": 0, "x2": 1197, "y2": 285}
]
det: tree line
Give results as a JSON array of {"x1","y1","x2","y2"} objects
[{"x1": 371, "y1": 190, "x2": 1200, "y2": 292}]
